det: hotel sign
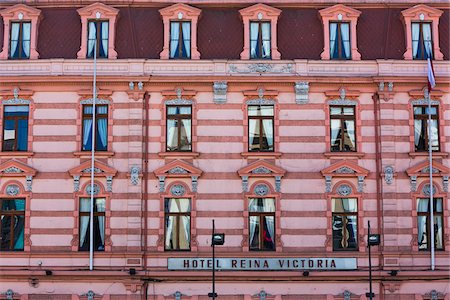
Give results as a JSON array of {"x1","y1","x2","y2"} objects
[{"x1": 168, "y1": 258, "x2": 357, "y2": 271}]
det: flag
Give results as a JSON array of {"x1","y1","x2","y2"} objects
[{"x1": 427, "y1": 58, "x2": 436, "y2": 92}]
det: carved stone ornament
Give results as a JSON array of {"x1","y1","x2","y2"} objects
[
  {"x1": 71, "y1": 234, "x2": 79, "y2": 247},
  {"x1": 337, "y1": 184, "x2": 352, "y2": 196},
  {"x1": 170, "y1": 184, "x2": 185, "y2": 197},
  {"x1": 343, "y1": 290, "x2": 352, "y2": 300},
  {"x1": 168, "y1": 167, "x2": 189, "y2": 174},
  {"x1": 251, "y1": 167, "x2": 271, "y2": 174},
  {"x1": 335, "y1": 166, "x2": 355, "y2": 174},
  {"x1": 328, "y1": 99, "x2": 357, "y2": 106},
  {"x1": 73, "y1": 175, "x2": 80, "y2": 192},
  {"x1": 246, "y1": 98, "x2": 276, "y2": 105},
  {"x1": 325, "y1": 176, "x2": 332, "y2": 193},
  {"x1": 388, "y1": 82, "x2": 394, "y2": 92},
  {"x1": 426, "y1": 290, "x2": 441, "y2": 300},
  {"x1": 130, "y1": 166, "x2": 140, "y2": 185},
  {"x1": 339, "y1": 88, "x2": 346, "y2": 100},
  {"x1": 3, "y1": 166, "x2": 23, "y2": 173},
  {"x1": 443, "y1": 176, "x2": 448, "y2": 192},
  {"x1": 229, "y1": 63, "x2": 293, "y2": 74},
  {"x1": 254, "y1": 290, "x2": 268, "y2": 300},
  {"x1": 421, "y1": 167, "x2": 439, "y2": 174},
  {"x1": 164, "y1": 99, "x2": 193, "y2": 105},
  {"x1": 3, "y1": 289, "x2": 16, "y2": 300},
  {"x1": 295, "y1": 81, "x2": 309, "y2": 104},
  {"x1": 191, "y1": 176, "x2": 198, "y2": 193},
  {"x1": 213, "y1": 81, "x2": 228, "y2": 104},
  {"x1": 85, "y1": 184, "x2": 100, "y2": 196},
  {"x1": 378, "y1": 82, "x2": 385, "y2": 92},
  {"x1": 79, "y1": 98, "x2": 110, "y2": 105},
  {"x1": 254, "y1": 184, "x2": 269, "y2": 196},
  {"x1": 6, "y1": 184, "x2": 20, "y2": 196},
  {"x1": 275, "y1": 176, "x2": 281, "y2": 192},
  {"x1": 242, "y1": 176, "x2": 249, "y2": 193},
  {"x1": 82, "y1": 167, "x2": 103, "y2": 173},
  {"x1": 26, "y1": 175, "x2": 33, "y2": 192},
  {"x1": 357, "y1": 175, "x2": 364, "y2": 193},
  {"x1": 128, "y1": 81, "x2": 134, "y2": 90},
  {"x1": 83, "y1": 290, "x2": 96, "y2": 300},
  {"x1": 174, "y1": 291, "x2": 183, "y2": 300},
  {"x1": 384, "y1": 166, "x2": 394, "y2": 185},
  {"x1": 106, "y1": 176, "x2": 113, "y2": 192},
  {"x1": 422, "y1": 184, "x2": 437, "y2": 197},
  {"x1": 411, "y1": 99, "x2": 440, "y2": 106},
  {"x1": 2, "y1": 98, "x2": 31, "y2": 105},
  {"x1": 159, "y1": 176, "x2": 166, "y2": 192},
  {"x1": 410, "y1": 175, "x2": 417, "y2": 192}
]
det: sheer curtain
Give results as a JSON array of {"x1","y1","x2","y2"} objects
[
  {"x1": 83, "y1": 106, "x2": 93, "y2": 150},
  {"x1": 170, "y1": 22, "x2": 179, "y2": 58},
  {"x1": 101, "y1": 22, "x2": 109, "y2": 57},
  {"x1": 179, "y1": 199, "x2": 191, "y2": 249},
  {"x1": 412, "y1": 23, "x2": 420, "y2": 58},
  {"x1": 22, "y1": 23, "x2": 31, "y2": 58},
  {"x1": 181, "y1": 119, "x2": 192, "y2": 145},
  {"x1": 182, "y1": 22, "x2": 191, "y2": 58},
  {"x1": 96, "y1": 198, "x2": 105, "y2": 247},
  {"x1": 79, "y1": 198, "x2": 90, "y2": 248},
  {"x1": 263, "y1": 199, "x2": 275, "y2": 245},
  {"x1": 330, "y1": 120, "x2": 340, "y2": 146},
  {"x1": 340, "y1": 23, "x2": 350, "y2": 59},
  {"x1": 414, "y1": 119, "x2": 422, "y2": 149},
  {"x1": 330, "y1": 23, "x2": 338, "y2": 58},
  {"x1": 262, "y1": 120, "x2": 273, "y2": 150},
  {"x1": 261, "y1": 23, "x2": 271, "y2": 58},
  {"x1": 422, "y1": 23, "x2": 432, "y2": 58},
  {"x1": 88, "y1": 22, "x2": 97, "y2": 57},
  {"x1": 248, "y1": 119, "x2": 258, "y2": 150},
  {"x1": 97, "y1": 106, "x2": 108, "y2": 150},
  {"x1": 250, "y1": 23, "x2": 259, "y2": 58},
  {"x1": 10, "y1": 23, "x2": 20, "y2": 58},
  {"x1": 248, "y1": 199, "x2": 258, "y2": 247},
  {"x1": 344, "y1": 120, "x2": 355, "y2": 149},
  {"x1": 417, "y1": 199, "x2": 429, "y2": 249},
  {"x1": 165, "y1": 199, "x2": 175, "y2": 249}
]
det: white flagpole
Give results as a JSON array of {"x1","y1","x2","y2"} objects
[
  {"x1": 89, "y1": 18, "x2": 99, "y2": 272},
  {"x1": 427, "y1": 89, "x2": 435, "y2": 271}
]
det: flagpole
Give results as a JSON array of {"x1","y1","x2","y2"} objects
[{"x1": 89, "y1": 17, "x2": 99, "y2": 272}]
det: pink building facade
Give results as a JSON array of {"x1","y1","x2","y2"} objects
[{"x1": 0, "y1": 0, "x2": 449, "y2": 299}]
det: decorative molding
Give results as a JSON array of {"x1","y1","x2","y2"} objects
[
  {"x1": 164, "y1": 98, "x2": 193, "y2": 106},
  {"x1": 25, "y1": 175, "x2": 32, "y2": 192},
  {"x1": 252, "y1": 167, "x2": 272, "y2": 174},
  {"x1": 294, "y1": 81, "x2": 309, "y2": 104},
  {"x1": 168, "y1": 167, "x2": 189, "y2": 174},
  {"x1": 254, "y1": 290, "x2": 269, "y2": 300},
  {"x1": 73, "y1": 175, "x2": 80, "y2": 192},
  {"x1": 106, "y1": 176, "x2": 113, "y2": 192},
  {"x1": 421, "y1": 166, "x2": 439, "y2": 174},
  {"x1": 2, "y1": 289, "x2": 17, "y2": 300},
  {"x1": 384, "y1": 166, "x2": 394, "y2": 185},
  {"x1": 79, "y1": 98, "x2": 111, "y2": 105},
  {"x1": 82, "y1": 290, "x2": 96, "y2": 300},
  {"x1": 86, "y1": 183, "x2": 100, "y2": 196},
  {"x1": 191, "y1": 176, "x2": 198, "y2": 193},
  {"x1": 335, "y1": 166, "x2": 355, "y2": 174},
  {"x1": 2, "y1": 98, "x2": 31, "y2": 105},
  {"x1": 3, "y1": 166, "x2": 23, "y2": 173},
  {"x1": 246, "y1": 98, "x2": 276, "y2": 105},
  {"x1": 130, "y1": 166, "x2": 140, "y2": 185},
  {"x1": 411, "y1": 99, "x2": 440, "y2": 106},
  {"x1": 230, "y1": 63, "x2": 293, "y2": 74},
  {"x1": 159, "y1": 176, "x2": 165, "y2": 192},
  {"x1": 328, "y1": 99, "x2": 357, "y2": 106},
  {"x1": 82, "y1": 167, "x2": 103, "y2": 173},
  {"x1": 6, "y1": 184, "x2": 20, "y2": 196},
  {"x1": 425, "y1": 289, "x2": 442, "y2": 300},
  {"x1": 275, "y1": 176, "x2": 281, "y2": 192},
  {"x1": 242, "y1": 176, "x2": 249, "y2": 193},
  {"x1": 254, "y1": 183, "x2": 269, "y2": 196},
  {"x1": 170, "y1": 184, "x2": 185, "y2": 197},
  {"x1": 343, "y1": 290, "x2": 352, "y2": 300},
  {"x1": 411, "y1": 175, "x2": 417, "y2": 192},
  {"x1": 325, "y1": 176, "x2": 332, "y2": 193},
  {"x1": 443, "y1": 176, "x2": 448, "y2": 192},
  {"x1": 422, "y1": 183, "x2": 437, "y2": 197},
  {"x1": 337, "y1": 184, "x2": 352, "y2": 196},
  {"x1": 174, "y1": 291, "x2": 183, "y2": 300},
  {"x1": 357, "y1": 175, "x2": 364, "y2": 193},
  {"x1": 213, "y1": 81, "x2": 227, "y2": 104}
]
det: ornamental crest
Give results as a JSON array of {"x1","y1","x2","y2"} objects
[
  {"x1": 337, "y1": 184, "x2": 352, "y2": 196},
  {"x1": 170, "y1": 184, "x2": 186, "y2": 197},
  {"x1": 254, "y1": 184, "x2": 269, "y2": 196}
]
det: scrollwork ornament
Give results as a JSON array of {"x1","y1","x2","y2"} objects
[
  {"x1": 422, "y1": 184, "x2": 437, "y2": 197},
  {"x1": 325, "y1": 176, "x2": 332, "y2": 193},
  {"x1": 251, "y1": 167, "x2": 271, "y2": 174},
  {"x1": 275, "y1": 176, "x2": 281, "y2": 192},
  {"x1": 337, "y1": 184, "x2": 352, "y2": 196},
  {"x1": 335, "y1": 167, "x2": 355, "y2": 174},
  {"x1": 26, "y1": 175, "x2": 33, "y2": 192},
  {"x1": 343, "y1": 290, "x2": 352, "y2": 300},
  {"x1": 384, "y1": 166, "x2": 394, "y2": 185},
  {"x1": 242, "y1": 176, "x2": 248, "y2": 193},
  {"x1": 73, "y1": 175, "x2": 80, "y2": 192},
  {"x1": 3, "y1": 166, "x2": 23, "y2": 173},
  {"x1": 254, "y1": 184, "x2": 269, "y2": 196},
  {"x1": 86, "y1": 184, "x2": 100, "y2": 196},
  {"x1": 6, "y1": 184, "x2": 20, "y2": 196},
  {"x1": 80, "y1": 98, "x2": 110, "y2": 105},
  {"x1": 170, "y1": 184, "x2": 185, "y2": 197},
  {"x1": 106, "y1": 176, "x2": 113, "y2": 192},
  {"x1": 410, "y1": 176, "x2": 417, "y2": 192},
  {"x1": 168, "y1": 167, "x2": 188, "y2": 174},
  {"x1": 130, "y1": 166, "x2": 140, "y2": 185},
  {"x1": 443, "y1": 176, "x2": 448, "y2": 192}
]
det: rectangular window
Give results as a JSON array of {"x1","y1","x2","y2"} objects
[
  {"x1": 9, "y1": 21, "x2": 31, "y2": 59},
  {"x1": 0, "y1": 199, "x2": 25, "y2": 251},
  {"x1": 249, "y1": 198, "x2": 275, "y2": 251},
  {"x1": 412, "y1": 22, "x2": 433, "y2": 60},
  {"x1": 330, "y1": 22, "x2": 350, "y2": 60},
  {"x1": 414, "y1": 106, "x2": 439, "y2": 152},
  {"x1": 332, "y1": 198, "x2": 358, "y2": 251},
  {"x1": 170, "y1": 21, "x2": 191, "y2": 59},
  {"x1": 417, "y1": 198, "x2": 443, "y2": 251},
  {"x1": 2, "y1": 105, "x2": 29, "y2": 151},
  {"x1": 87, "y1": 20, "x2": 109, "y2": 58},
  {"x1": 165, "y1": 198, "x2": 191, "y2": 251},
  {"x1": 82, "y1": 105, "x2": 108, "y2": 151},
  {"x1": 330, "y1": 106, "x2": 356, "y2": 152},
  {"x1": 250, "y1": 21, "x2": 271, "y2": 59},
  {"x1": 248, "y1": 105, "x2": 274, "y2": 152},
  {"x1": 166, "y1": 106, "x2": 192, "y2": 152},
  {"x1": 79, "y1": 198, "x2": 105, "y2": 251}
]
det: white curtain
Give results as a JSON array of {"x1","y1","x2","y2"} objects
[
  {"x1": 22, "y1": 23, "x2": 31, "y2": 58},
  {"x1": 430, "y1": 120, "x2": 438, "y2": 148},
  {"x1": 342, "y1": 198, "x2": 357, "y2": 212},
  {"x1": 97, "y1": 106, "x2": 108, "y2": 148},
  {"x1": 101, "y1": 22, "x2": 109, "y2": 57},
  {"x1": 417, "y1": 199, "x2": 429, "y2": 249},
  {"x1": 262, "y1": 119, "x2": 273, "y2": 149},
  {"x1": 330, "y1": 120, "x2": 340, "y2": 145},
  {"x1": 248, "y1": 119, "x2": 258, "y2": 149},
  {"x1": 250, "y1": 22, "x2": 259, "y2": 58},
  {"x1": 83, "y1": 119, "x2": 93, "y2": 149},
  {"x1": 414, "y1": 120, "x2": 423, "y2": 149},
  {"x1": 329, "y1": 23, "x2": 338, "y2": 58},
  {"x1": 96, "y1": 199, "x2": 105, "y2": 246},
  {"x1": 422, "y1": 23, "x2": 432, "y2": 58},
  {"x1": 182, "y1": 22, "x2": 191, "y2": 58},
  {"x1": 344, "y1": 120, "x2": 355, "y2": 149},
  {"x1": 166, "y1": 120, "x2": 177, "y2": 150},
  {"x1": 412, "y1": 23, "x2": 420, "y2": 58},
  {"x1": 170, "y1": 22, "x2": 179, "y2": 58},
  {"x1": 340, "y1": 23, "x2": 350, "y2": 59},
  {"x1": 249, "y1": 199, "x2": 258, "y2": 246},
  {"x1": 88, "y1": 22, "x2": 97, "y2": 57},
  {"x1": 165, "y1": 200, "x2": 175, "y2": 249},
  {"x1": 261, "y1": 23, "x2": 271, "y2": 58},
  {"x1": 79, "y1": 198, "x2": 90, "y2": 248},
  {"x1": 181, "y1": 119, "x2": 192, "y2": 144},
  {"x1": 434, "y1": 216, "x2": 442, "y2": 249},
  {"x1": 10, "y1": 23, "x2": 20, "y2": 58},
  {"x1": 179, "y1": 199, "x2": 190, "y2": 249},
  {"x1": 263, "y1": 199, "x2": 275, "y2": 244}
]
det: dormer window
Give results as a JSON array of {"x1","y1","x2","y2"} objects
[
  {"x1": 330, "y1": 22, "x2": 350, "y2": 60},
  {"x1": 170, "y1": 21, "x2": 191, "y2": 59},
  {"x1": 87, "y1": 20, "x2": 109, "y2": 58},
  {"x1": 401, "y1": 5, "x2": 444, "y2": 60},
  {"x1": 250, "y1": 21, "x2": 271, "y2": 59},
  {"x1": 0, "y1": 4, "x2": 41, "y2": 60}
]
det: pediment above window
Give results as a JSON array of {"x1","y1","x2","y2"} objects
[
  {"x1": 159, "y1": 3, "x2": 201, "y2": 18},
  {"x1": 401, "y1": 4, "x2": 443, "y2": 19},
  {"x1": 406, "y1": 160, "x2": 449, "y2": 193},
  {"x1": 77, "y1": 2, "x2": 119, "y2": 18},
  {"x1": 238, "y1": 160, "x2": 285, "y2": 193},
  {"x1": 239, "y1": 3, "x2": 281, "y2": 18},
  {"x1": 154, "y1": 160, "x2": 202, "y2": 193},
  {"x1": 321, "y1": 160, "x2": 369, "y2": 193},
  {"x1": 319, "y1": 4, "x2": 361, "y2": 19},
  {"x1": 68, "y1": 159, "x2": 117, "y2": 192},
  {"x1": 0, "y1": 159, "x2": 37, "y2": 192}
]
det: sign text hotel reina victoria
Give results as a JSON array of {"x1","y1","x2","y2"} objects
[{"x1": 168, "y1": 258, "x2": 357, "y2": 270}]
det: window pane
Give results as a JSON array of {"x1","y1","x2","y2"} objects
[
  {"x1": 262, "y1": 215, "x2": 275, "y2": 250},
  {"x1": 434, "y1": 215, "x2": 443, "y2": 250},
  {"x1": 435, "y1": 198, "x2": 443, "y2": 212},
  {"x1": 430, "y1": 119, "x2": 439, "y2": 150},
  {"x1": 343, "y1": 120, "x2": 355, "y2": 151},
  {"x1": 5, "y1": 106, "x2": 29, "y2": 113},
  {"x1": 179, "y1": 118, "x2": 192, "y2": 151},
  {"x1": 332, "y1": 215, "x2": 357, "y2": 250},
  {"x1": 417, "y1": 215, "x2": 428, "y2": 250},
  {"x1": 95, "y1": 198, "x2": 106, "y2": 212},
  {"x1": 1, "y1": 215, "x2": 13, "y2": 250},
  {"x1": 343, "y1": 107, "x2": 354, "y2": 115},
  {"x1": 165, "y1": 198, "x2": 191, "y2": 213},
  {"x1": 330, "y1": 119, "x2": 342, "y2": 151},
  {"x1": 13, "y1": 215, "x2": 24, "y2": 250},
  {"x1": 333, "y1": 198, "x2": 357, "y2": 212},
  {"x1": 332, "y1": 215, "x2": 344, "y2": 250},
  {"x1": 261, "y1": 119, "x2": 274, "y2": 151},
  {"x1": 249, "y1": 216, "x2": 260, "y2": 250},
  {"x1": 249, "y1": 198, "x2": 275, "y2": 212},
  {"x1": 166, "y1": 119, "x2": 178, "y2": 151},
  {"x1": 248, "y1": 119, "x2": 260, "y2": 151}
]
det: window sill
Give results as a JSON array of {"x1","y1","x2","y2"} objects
[
  {"x1": 158, "y1": 152, "x2": 200, "y2": 159},
  {"x1": 241, "y1": 152, "x2": 282, "y2": 159},
  {"x1": 409, "y1": 152, "x2": 448, "y2": 158},
  {"x1": 0, "y1": 151, "x2": 34, "y2": 157},
  {"x1": 323, "y1": 152, "x2": 365, "y2": 159},
  {"x1": 73, "y1": 151, "x2": 115, "y2": 158}
]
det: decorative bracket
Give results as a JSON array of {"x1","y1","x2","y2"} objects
[
  {"x1": 213, "y1": 81, "x2": 227, "y2": 104},
  {"x1": 295, "y1": 81, "x2": 309, "y2": 104}
]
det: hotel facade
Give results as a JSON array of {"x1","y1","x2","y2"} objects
[{"x1": 0, "y1": 0, "x2": 449, "y2": 299}]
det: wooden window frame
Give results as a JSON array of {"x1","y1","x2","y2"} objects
[
  {"x1": 164, "y1": 197, "x2": 191, "y2": 251},
  {"x1": 2, "y1": 105, "x2": 29, "y2": 152},
  {"x1": 332, "y1": 197, "x2": 358, "y2": 252},
  {"x1": 412, "y1": 22, "x2": 434, "y2": 60},
  {"x1": 413, "y1": 105, "x2": 439, "y2": 152},
  {"x1": 329, "y1": 21, "x2": 351, "y2": 60},
  {"x1": 166, "y1": 105, "x2": 192, "y2": 152},
  {"x1": 248, "y1": 105, "x2": 274, "y2": 152},
  {"x1": 249, "y1": 21, "x2": 271, "y2": 59},
  {"x1": 81, "y1": 104, "x2": 108, "y2": 152},
  {"x1": 169, "y1": 21, "x2": 191, "y2": 59},
  {"x1": 329, "y1": 105, "x2": 356, "y2": 152},
  {"x1": 248, "y1": 198, "x2": 276, "y2": 251},
  {"x1": 78, "y1": 197, "x2": 106, "y2": 252},
  {"x1": 86, "y1": 20, "x2": 109, "y2": 59},
  {"x1": 8, "y1": 21, "x2": 31, "y2": 60},
  {"x1": 0, "y1": 198, "x2": 25, "y2": 251},
  {"x1": 417, "y1": 197, "x2": 444, "y2": 251}
]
